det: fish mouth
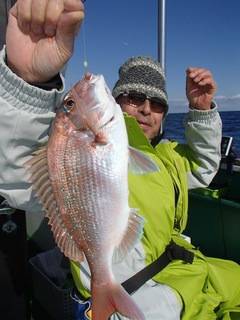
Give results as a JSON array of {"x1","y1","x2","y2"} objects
[{"x1": 76, "y1": 127, "x2": 88, "y2": 132}]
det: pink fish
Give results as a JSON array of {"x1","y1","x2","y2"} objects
[{"x1": 27, "y1": 74, "x2": 157, "y2": 319}]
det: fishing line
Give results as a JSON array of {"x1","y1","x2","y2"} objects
[{"x1": 81, "y1": 17, "x2": 89, "y2": 73}]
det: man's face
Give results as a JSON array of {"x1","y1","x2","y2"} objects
[{"x1": 117, "y1": 93, "x2": 166, "y2": 140}]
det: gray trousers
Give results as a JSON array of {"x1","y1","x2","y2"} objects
[{"x1": 80, "y1": 241, "x2": 182, "y2": 320}]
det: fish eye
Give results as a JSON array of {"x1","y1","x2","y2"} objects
[
  {"x1": 63, "y1": 97, "x2": 75, "y2": 113},
  {"x1": 65, "y1": 99, "x2": 75, "y2": 107}
]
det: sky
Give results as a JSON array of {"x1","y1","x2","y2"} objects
[{"x1": 65, "y1": 0, "x2": 240, "y2": 113}]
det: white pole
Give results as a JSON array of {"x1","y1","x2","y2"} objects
[{"x1": 158, "y1": 0, "x2": 166, "y2": 72}]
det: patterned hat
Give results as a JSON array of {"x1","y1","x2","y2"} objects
[{"x1": 112, "y1": 56, "x2": 168, "y2": 112}]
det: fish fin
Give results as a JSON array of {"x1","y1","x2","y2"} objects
[
  {"x1": 47, "y1": 211, "x2": 84, "y2": 263},
  {"x1": 128, "y1": 146, "x2": 159, "y2": 174},
  {"x1": 91, "y1": 282, "x2": 145, "y2": 320},
  {"x1": 113, "y1": 209, "x2": 144, "y2": 263},
  {"x1": 25, "y1": 147, "x2": 83, "y2": 263}
]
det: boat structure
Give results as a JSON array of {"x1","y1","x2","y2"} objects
[
  {"x1": 187, "y1": 139, "x2": 240, "y2": 262},
  {"x1": 0, "y1": 0, "x2": 239, "y2": 319}
]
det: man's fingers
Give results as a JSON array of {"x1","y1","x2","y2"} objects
[
  {"x1": 187, "y1": 68, "x2": 210, "y2": 79},
  {"x1": 44, "y1": 0, "x2": 84, "y2": 37},
  {"x1": 192, "y1": 71, "x2": 212, "y2": 83},
  {"x1": 12, "y1": 0, "x2": 84, "y2": 37},
  {"x1": 198, "y1": 76, "x2": 215, "y2": 87},
  {"x1": 58, "y1": 0, "x2": 85, "y2": 36},
  {"x1": 64, "y1": 0, "x2": 85, "y2": 12},
  {"x1": 57, "y1": 10, "x2": 84, "y2": 41},
  {"x1": 186, "y1": 67, "x2": 205, "y2": 74},
  {"x1": 14, "y1": 0, "x2": 32, "y2": 33},
  {"x1": 31, "y1": 0, "x2": 48, "y2": 35},
  {"x1": 53, "y1": 4, "x2": 84, "y2": 62},
  {"x1": 186, "y1": 67, "x2": 217, "y2": 109},
  {"x1": 44, "y1": 0, "x2": 64, "y2": 37},
  {"x1": 187, "y1": 68, "x2": 216, "y2": 86},
  {"x1": 186, "y1": 67, "x2": 217, "y2": 94},
  {"x1": 9, "y1": 3, "x2": 17, "y2": 18}
]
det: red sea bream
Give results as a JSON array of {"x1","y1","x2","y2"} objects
[{"x1": 27, "y1": 74, "x2": 158, "y2": 319}]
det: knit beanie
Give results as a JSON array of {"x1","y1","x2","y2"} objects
[{"x1": 112, "y1": 56, "x2": 168, "y2": 113}]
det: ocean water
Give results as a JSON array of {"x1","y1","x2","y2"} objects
[{"x1": 164, "y1": 110, "x2": 240, "y2": 157}]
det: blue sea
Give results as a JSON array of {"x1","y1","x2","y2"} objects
[{"x1": 164, "y1": 110, "x2": 240, "y2": 157}]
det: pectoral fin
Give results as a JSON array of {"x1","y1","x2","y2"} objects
[
  {"x1": 128, "y1": 146, "x2": 159, "y2": 174},
  {"x1": 113, "y1": 208, "x2": 144, "y2": 263}
]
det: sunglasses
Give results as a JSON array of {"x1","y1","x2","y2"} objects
[{"x1": 121, "y1": 92, "x2": 166, "y2": 113}]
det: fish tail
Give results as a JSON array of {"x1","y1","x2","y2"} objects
[{"x1": 91, "y1": 282, "x2": 145, "y2": 320}]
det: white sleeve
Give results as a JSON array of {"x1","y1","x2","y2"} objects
[
  {"x1": 184, "y1": 104, "x2": 222, "y2": 189},
  {"x1": 0, "y1": 47, "x2": 64, "y2": 212}
]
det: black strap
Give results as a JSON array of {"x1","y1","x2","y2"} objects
[{"x1": 121, "y1": 241, "x2": 194, "y2": 295}]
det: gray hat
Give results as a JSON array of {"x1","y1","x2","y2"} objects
[{"x1": 112, "y1": 56, "x2": 168, "y2": 112}]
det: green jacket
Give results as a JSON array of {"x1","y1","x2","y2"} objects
[{"x1": 71, "y1": 114, "x2": 240, "y2": 319}]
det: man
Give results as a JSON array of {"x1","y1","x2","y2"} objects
[
  {"x1": 70, "y1": 57, "x2": 239, "y2": 320},
  {"x1": 1, "y1": 1, "x2": 240, "y2": 319}
]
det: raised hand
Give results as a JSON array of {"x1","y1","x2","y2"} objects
[
  {"x1": 186, "y1": 67, "x2": 217, "y2": 110},
  {"x1": 6, "y1": 0, "x2": 85, "y2": 84}
]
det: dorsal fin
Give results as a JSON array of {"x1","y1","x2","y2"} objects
[
  {"x1": 26, "y1": 146, "x2": 83, "y2": 262},
  {"x1": 113, "y1": 208, "x2": 144, "y2": 263}
]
